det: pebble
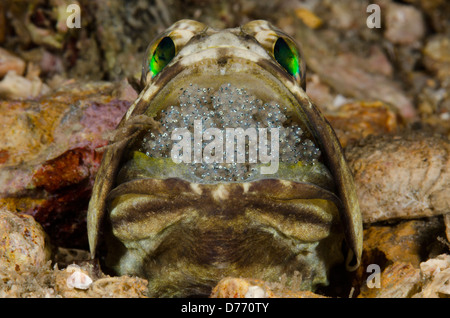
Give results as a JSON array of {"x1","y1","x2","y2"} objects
[
  {"x1": 0, "y1": 48, "x2": 26, "y2": 78},
  {"x1": 384, "y1": 3, "x2": 425, "y2": 45},
  {"x1": 346, "y1": 131, "x2": 450, "y2": 223},
  {"x1": 0, "y1": 208, "x2": 51, "y2": 272},
  {"x1": 414, "y1": 254, "x2": 450, "y2": 298},
  {"x1": 0, "y1": 70, "x2": 50, "y2": 99},
  {"x1": 423, "y1": 35, "x2": 450, "y2": 81},
  {"x1": 294, "y1": 8, "x2": 323, "y2": 29}
]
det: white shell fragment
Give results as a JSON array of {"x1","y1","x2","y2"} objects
[
  {"x1": 245, "y1": 285, "x2": 267, "y2": 298},
  {"x1": 66, "y1": 264, "x2": 93, "y2": 290}
]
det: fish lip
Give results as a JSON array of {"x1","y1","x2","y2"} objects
[
  {"x1": 106, "y1": 176, "x2": 344, "y2": 297},
  {"x1": 108, "y1": 177, "x2": 341, "y2": 247}
]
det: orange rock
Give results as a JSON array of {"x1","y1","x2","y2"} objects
[
  {"x1": 32, "y1": 148, "x2": 94, "y2": 193},
  {"x1": 325, "y1": 101, "x2": 400, "y2": 148},
  {"x1": 295, "y1": 8, "x2": 323, "y2": 29},
  {"x1": 361, "y1": 219, "x2": 444, "y2": 269}
]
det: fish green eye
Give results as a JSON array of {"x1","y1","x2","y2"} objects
[
  {"x1": 149, "y1": 37, "x2": 176, "y2": 77},
  {"x1": 274, "y1": 37, "x2": 300, "y2": 79}
]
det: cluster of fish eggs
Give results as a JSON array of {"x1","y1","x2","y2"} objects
[{"x1": 141, "y1": 83, "x2": 320, "y2": 182}]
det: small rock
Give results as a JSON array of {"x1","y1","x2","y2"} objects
[
  {"x1": 295, "y1": 8, "x2": 323, "y2": 29},
  {"x1": 384, "y1": 3, "x2": 425, "y2": 45},
  {"x1": 325, "y1": 101, "x2": 400, "y2": 148},
  {"x1": 414, "y1": 254, "x2": 450, "y2": 298},
  {"x1": 0, "y1": 208, "x2": 51, "y2": 272},
  {"x1": 326, "y1": 0, "x2": 366, "y2": 30},
  {"x1": 0, "y1": 70, "x2": 50, "y2": 99},
  {"x1": 361, "y1": 218, "x2": 444, "y2": 268},
  {"x1": 420, "y1": 254, "x2": 450, "y2": 277},
  {"x1": 418, "y1": 84, "x2": 448, "y2": 116},
  {"x1": 423, "y1": 35, "x2": 450, "y2": 81},
  {"x1": 0, "y1": 48, "x2": 26, "y2": 78},
  {"x1": 346, "y1": 131, "x2": 450, "y2": 223}
]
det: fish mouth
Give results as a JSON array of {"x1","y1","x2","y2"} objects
[
  {"x1": 106, "y1": 178, "x2": 344, "y2": 297},
  {"x1": 122, "y1": 55, "x2": 334, "y2": 187}
]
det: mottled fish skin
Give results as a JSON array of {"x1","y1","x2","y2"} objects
[{"x1": 87, "y1": 20, "x2": 362, "y2": 297}]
